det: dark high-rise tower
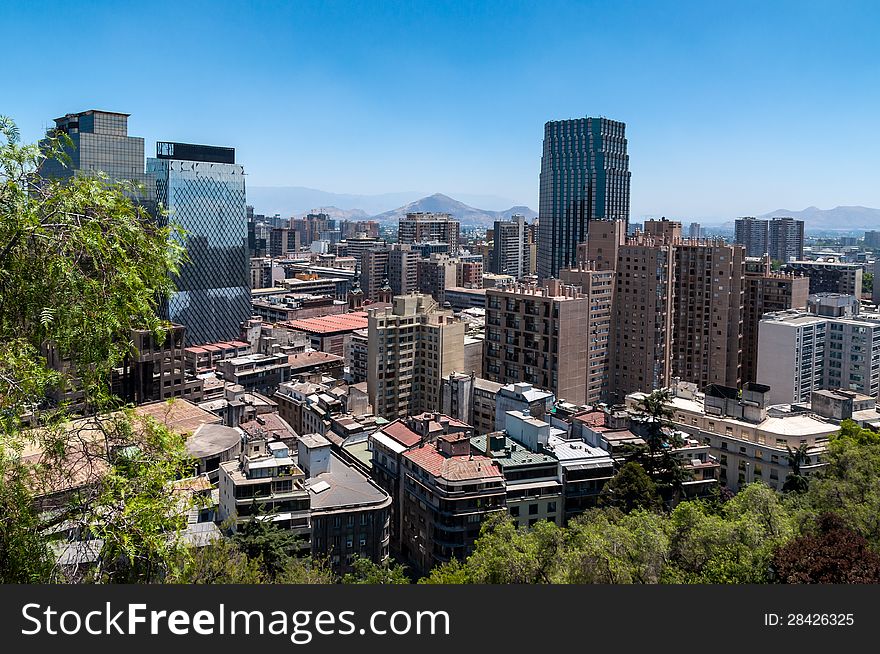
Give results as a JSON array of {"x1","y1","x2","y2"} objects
[{"x1": 536, "y1": 117, "x2": 630, "y2": 279}]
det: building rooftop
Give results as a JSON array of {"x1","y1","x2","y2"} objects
[
  {"x1": 288, "y1": 351, "x2": 344, "y2": 371},
  {"x1": 636, "y1": 391, "x2": 839, "y2": 440},
  {"x1": 470, "y1": 434, "x2": 557, "y2": 468},
  {"x1": 299, "y1": 433, "x2": 332, "y2": 449},
  {"x1": 474, "y1": 378, "x2": 504, "y2": 393},
  {"x1": 239, "y1": 414, "x2": 297, "y2": 442},
  {"x1": 184, "y1": 340, "x2": 250, "y2": 354},
  {"x1": 305, "y1": 453, "x2": 390, "y2": 511},
  {"x1": 402, "y1": 444, "x2": 502, "y2": 481},
  {"x1": 134, "y1": 399, "x2": 222, "y2": 436},
  {"x1": 545, "y1": 434, "x2": 614, "y2": 463},
  {"x1": 284, "y1": 312, "x2": 370, "y2": 334},
  {"x1": 377, "y1": 420, "x2": 422, "y2": 447},
  {"x1": 185, "y1": 423, "x2": 242, "y2": 459},
  {"x1": 501, "y1": 382, "x2": 554, "y2": 403}
]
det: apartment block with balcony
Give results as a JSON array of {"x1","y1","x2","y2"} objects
[
  {"x1": 367, "y1": 294, "x2": 465, "y2": 419},
  {"x1": 670, "y1": 240, "x2": 745, "y2": 390},
  {"x1": 742, "y1": 257, "x2": 810, "y2": 384},
  {"x1": 218, "y1": 435, "x2": 312, "y2": 546},
  {"x1": 398, "y1": 212, "x2": 461, "y2": 253},
  {"x1": 484, "y1": 280, "x2": 589, "y2": 406},
  {"x1": 560, "y1": 264, "x2": 616, "y2": 404},
  {"x1": 399, "y1": 434, "x2": 505, "y2": 574}
]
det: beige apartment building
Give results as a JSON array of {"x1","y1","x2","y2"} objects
[
  {"x1": 483, "y1": 280, "x2": 590, "y2": 405},
  {"x1": 610, "y1": 234, "x2": 675, "y2": 402},
  {"x1": 560, "y1": 264, "x2": 615, "y2": 404},
  {"x1": 670, "y1": 239, "x2": 745, "y2": 389},
  {"x1": 367, "y1": 294, "x2": 465, "y2": 419}
]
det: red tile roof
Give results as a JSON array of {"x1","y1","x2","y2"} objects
[
  {"x1": 403, "y1": 444, "x2": 502, "y2": 481},
  {"x1": 283, "y1": 312, "x2": 369, "y2": 335},
  {"x1": 380, "y1": 420, "x2": 422, "y2": 447},
  {"x1": 573, "y1": 410, "x2": 606, "y2": 428}
]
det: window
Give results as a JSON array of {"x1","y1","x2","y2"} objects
[
  {"x1": 547, "y1": 502, "x2": 557, "y2": 514},
  {"x1": 510, "y1": 506, "x2": 520, "y2": 517},
  {"x1": 528, "y1": 503, "x2": 539, "y2": 515}
]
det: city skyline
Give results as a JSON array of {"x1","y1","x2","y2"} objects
[{"x1": 5, "y1": 1, "x2": 880, "y2": 222}]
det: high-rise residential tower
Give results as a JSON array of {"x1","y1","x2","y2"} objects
[
  {"x1": 492, "y1": 214, "x2": 528, "y2": 277},
  {"x1": 768, "y1": 216, "x2": 805, "y2": 262},
  {"x1": 367, "y1": 294, "x2": 465, "y2": 419},
  {"x1": 483, "y1": 280, "x2": 591, "y2": 405},
  {"x1": 398, "y1": 212, "x2": 461, "y2": 253},
  {"x1": 734, "y1": 217, "x2": 769, "y2": 258},
  {"x1": 147, "y1": 142, "x2": 250, "y2": 345},
  {"x1": 536, "y1": 117, "x2": 630, "y2": 279}
]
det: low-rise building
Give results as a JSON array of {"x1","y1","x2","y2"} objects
[
  {"x1": 471, "y1": 428, "x2": 562, "y2": 528},
  {"x1": 284, "y1": 311, "x2": 369, "y2": 358},
  {"x1": 216, "y1": 352, "x2": 292, "y2": 395},
  {"x1": 300, "y1": 433, "x2": 392, "y2": 574},
  {"x1": 218, "y1": 435, "x2": 312, "y2": 546},
  {"x1": 627, "y1": 380, "x2": 838, "y2": 492}
]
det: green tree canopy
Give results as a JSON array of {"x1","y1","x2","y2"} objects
[{"x1": 599, "y1": 461, "x2": 663, "y2": 513}]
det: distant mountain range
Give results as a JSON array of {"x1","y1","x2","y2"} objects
[
  {"x1": 371, "y1": 193, "x2": 537, "y2": 226},
  {"x1": 247, "y1": 186, "x2": 530, "y2": 221},
  {"x1": 293, "y1": 206, "x2": 371, "y2": 221},
  {"x1": 757, "y1": 206, "x2": 880, "y2": 231},
  {"x1": 247, "y1": 187, "x2": 422, "y2": 216}
]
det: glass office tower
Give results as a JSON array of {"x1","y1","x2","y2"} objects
[
  {"x1": 147, "y1": 142, "x2": 250, "y2": 345},
  {"x1": 39, "y1": 109, "x2": 156, "y2": 208},
  {"x1": 536, "y1": 117, "x2": 630, "y2": 279}
]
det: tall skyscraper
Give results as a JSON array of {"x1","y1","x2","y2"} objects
[
  {"x1": 40, "y1": 109, "x2": 155, "y2": 208},
  {"x1": 536, "y1": 117, "x2": 630, "y2": 279},
  {"x1": 768, "y1": 216, "x2": 805, "y2": 262},
  {"x1": 734, "y1": 217, "x2": 769, "y2": 257},
  {"x1": 147, "y1": 141, "x2": 250, "y2": 345},
  {"x1": 688, "y1": 222, "x2": 702, "y2": 239}
]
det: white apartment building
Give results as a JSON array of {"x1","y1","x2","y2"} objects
[
  {"x1": 758, "y1": 309, "x2": 880, "y2": 405},
  {"x1": 627, "y1": 380, "x2": 838, "y2": 493}
]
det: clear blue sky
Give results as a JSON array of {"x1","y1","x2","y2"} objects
[{"x1": 4, "y1": 0, "x2": 879, "y2": 221}]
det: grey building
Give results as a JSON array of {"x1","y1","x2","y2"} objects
[
  {"x1": 769, "y1": 217, "x2": 805, "y2": 262},
  {"x1": 536, "y1": 117, "x2": 631, "y2": 279},
  {"x1": 40, "y1": 109, "x2": 155, "y2": 209},
  {"x1": 734, "y1": 217, "x2": 769, "y2": 257},
  {"x1": 492, "y1": 214, "x2": 528, "y2": 277},
  {"x1": 147, "y1": 142, "x2": 251, "y2": 345}
]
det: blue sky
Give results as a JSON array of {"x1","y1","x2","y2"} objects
[{"x1": 4, "y1": 0, "x2": 879, "y2": 221}]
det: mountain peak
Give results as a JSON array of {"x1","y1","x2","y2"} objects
[{"x1": 373, "y1": 194, "x2": 536, "y2": 226}]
